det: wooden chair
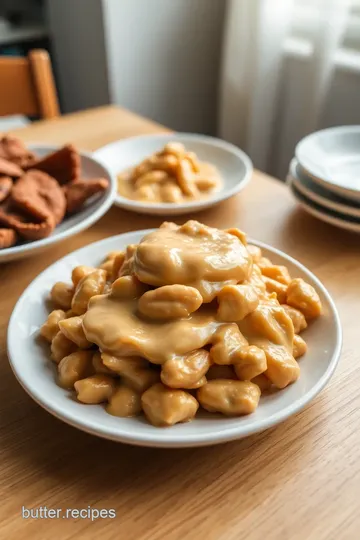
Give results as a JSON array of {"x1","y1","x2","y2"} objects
[{"x1": 0, "y1": 49, "x2": 60, "y2": 120}]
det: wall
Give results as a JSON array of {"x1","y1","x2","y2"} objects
[
  {"x1": 46, "y1": 0, "x2": 110, "y2": 113},
  {"x1": 48, "y1": 0, "x2": 225, "y2": 134}
]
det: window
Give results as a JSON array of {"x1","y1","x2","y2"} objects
[{"x1": 290, "y1": 0, "x2": 360, "y2": 53}]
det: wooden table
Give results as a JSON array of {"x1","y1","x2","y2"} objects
[{"x1": 1, "y1": 106, "x2": 359, "y2": 540}]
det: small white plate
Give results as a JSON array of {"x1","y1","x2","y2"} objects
[
  {"x1": 94, "y1": 133, "x2": 253, "y2": 216},
  {"x1": 288, "y1": 158, "x2": 360, "y2": 219},
  {"x1": 0, "y1": 145, "x2": 117, "y2": 263},
  {"x1": 295, "y1": 126, "x2": 360, "y2": 202},
  {"x1": 289, "y1": 179, "x2": 360, "y2": 234},
  {"x1": 8, "y1": 230, "x2": 342, "y2": 448}
]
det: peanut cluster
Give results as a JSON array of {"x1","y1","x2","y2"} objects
[
  {"x1": 117, "y1": 142, "x2": 222, "y2": 203},
  {"x1": 40, "y1": 221, "x2": 322, "y2": 427}
]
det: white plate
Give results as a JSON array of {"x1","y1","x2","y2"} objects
[
  {"x1": 0, "y1": 145, "x2": 117, "y2": 263},
  {"x1": 295, "y1": 126, "x2": 360, "y2": 202},
  {"x1": 7, "y1": 230, "x2": 342, "y2": 448},
  {"x1": 94, "y1": 133, "x2": 253, "y2": 216},
  {"x1": 289, "y1": 179, "x2": 360, "y2": 234},
  {"x1": 288, "y1": 158, "x2": 360, "y2": 219}
]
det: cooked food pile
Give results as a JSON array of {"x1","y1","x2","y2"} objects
[
  {"x1": 117, "y1": 142, "x2": 222, "y2": 203},
  {"x1": 0, "y1": 136, "x2": 109, "y2": 248},
  {"x1": 40, "y1": 221, "x2": 322, "y2": 427}
]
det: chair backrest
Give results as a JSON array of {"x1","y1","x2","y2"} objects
[{"x1": 0, "y1": 49, "x2": 60, "y2": 119}]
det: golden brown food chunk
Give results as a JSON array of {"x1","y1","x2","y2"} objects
[
  {"x1": 111, "y1": 251, "x2": 126, "y2": 280},
  {"x1": 11, "y1": 169, "x2": 66, "y2": 224},
  {"x1": 162, "y1": 142, "x2": 186, "y2": 157},
  {"x1": 27, "y1": 144, "x2": 80, "y2": 185},
  {"x1": 105, "y1": 250, "x2": 123, "y2": 261},
  {"x1": 132, "y1": 222, "x2": 251, "y2": 301},
  {"x1": 0, "y1": 177, "x2": 12, "y2": 202},
  {"x1": 210, "y1": 324, "x2": 248, "y2": 365},
  {"x1": 71, "y1": 269, "x2": 106, "y2": 315},
  {"x1": 138, "y1": 285, "x2": 202, "y2": 320},
  {"x1": 64, "y1": 177, "x2": 109, "y2": 213},
  {"x1": 0, "y1": 205, "x2": 55, "y2": 240},
  {"x1": 286, "y1": 278, "x2": 322, "y2": 319},
  {"x1": 134, "y1": 184, "x2": 159, "y2": 202},
  {"x1": 282, "y1": 304, "x2": 307, "y2": 334},
  {"x1": 259, "y1": 264, "x2": 291, "y2": 285},
  {"x1": 194, "y1": 176, "x2": 219, "y2": 191},
  {"x1": 58, "y1": 316, "x2": 92, "y2": 349},
  {"x1": 111, "y1": 275, "x2": 148, "y2": 299},
  {"x1": 176, "y1": 158, "x2": 199, "y2": 197},
  {"x1": 71, "y1": 265, "x2": 96, "y2": 287},
  {"x1": 252, "y1": 373, "x2": 272, "y2": 392},
  {"x1": 106, "y1": 385, "x2": 142, "y2": 417},
  {"x1": 51, "y1": 331, "x2": 77, "y2": 363},
  {"x1": 84, "y1": 290, "x2": 219, "y2": 364},
  {"x1": 101, "y1": 353, "x2": 159, "y2": 393},
  {"x1": 0, "y1": 135, "x2": 36, "y2": 168},
  {"x1": 51, "y1": 282, "x2": 74, "y2": 310},
  {"x1": 233, "y1": 345, "x2": 267, "y2": 381},
  {"x1": 40, "y1": 309, "x2": 66, "y2": 342},
  {"x1": 74, "y1": 375, "x2": 115, "y2": 404},
  {"x1": 217, "y1": 284, "x2": 259, "y2": 322},
  {"x1": 99, "y1": 258, "x2": 114, "y2": 280},
  {"x1": 262, "y1": 276, "x2": 288, "y2": 304},
  {"x1": 92, "y1": 351, "x2": 117, "y2": 376},
  {"x1": 0, "y1": 157, "x2": 23, "y2": 178},
  {"x1": 293, "y1": 334, "x2": 307, "y2": 359},
  {"x1": 160, "y1": 181, "x2": 183, "y2": 203},
  {"x1": 58, "y1": 350, "x2": 93, "y2": 388},
  {"x1": 265, "y1": 347, "x2": 300, "y2": 389},
  {"x1": 225, "y1": 228, "x2": 247, "y2": 246},
  {"x1": 161, "y1": 349, "x2": 211, "y2": 389},
  {"x1": 197, "y1": 380, "x2": 260, "y2": 416},
  {"x1": 135, "y1": 170, "x2": 169, "y2": 187},
  {"x1": 0, "y1": 227, "x2": 17, "y2": 248},
  {"x1": 206, "y1": 365, "x2": 237, "y2": 380},
  {"x1": 141, "y1": 383, "x2": 199, "y2": 426},
  {"x1": 238, "y1": 302, "x2": 296, "y2": 388}
]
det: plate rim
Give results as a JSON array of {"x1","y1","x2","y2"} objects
[
  {"x1": 0, "y1": 144, "x2": 117, "y2": 260},
  {"x1": 288, "y1": 159, "x2": 360, "y2": 219},
  {"x1": 94, "y1": 133, "x2": 253, "y2": 214},
  {"x1": 289, "y1": 179, "x2": 360, "y2": 233},
  {"x1": 7, "y1": 230, "x2": 342, "y2": 448},
  {"x1": 295, "y1": 125, "x2": 360, "y2": 200}
]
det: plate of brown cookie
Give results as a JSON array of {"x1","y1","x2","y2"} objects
[{"x1": 0, "y1": 136, "x2": 116, "y2": 263}]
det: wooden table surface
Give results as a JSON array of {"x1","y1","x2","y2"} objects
[{"x1": 0, "y1": 106, "x2": 359, "y2": 540}]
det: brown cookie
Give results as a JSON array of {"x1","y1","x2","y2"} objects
[
  {"x1": 0, "y1": 158, "x2": 23, "y2": 178},
  {"x1": 0, "y1": 135, "x2": 36, "y2": 168},
  {"x1": 64, "y1": 177, "x2": 109, "y2": 213},
  {"x1": 0, "y1": 205, "x2": 55, "y2": 241},
  {"x1": 11, "y1": 169, "x2": 66, "y2": 225},
  {"x1": 27, "y1": 144, "x2": 81, "y2": 185},
  {"x1": 0, "y1": 177, "x2": 13, "y2": 202},
  {"x1": 0, "y1": 228, "x2": 17, "y2": 248}
]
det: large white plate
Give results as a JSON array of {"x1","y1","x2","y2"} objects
[
  {"x1": 94, "y1": 133, "x2": 253, "y2": 216},
  {"x1": 289, "y1": 179, "x2": 360, "y2": 234},
  {"x1": 295, "y1": 126, "x2": 360, "y2": 202},
  {"x1": 288, "y1": 158, "x2": 360, "y2": 219},
  {"x1": 7, "y1": 230, "x2": 342, "y2": 448},
  {"x1": 0, "y1": 145, "x2": 117, "y2": 263}
]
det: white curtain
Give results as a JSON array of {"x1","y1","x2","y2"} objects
[{"x1": 219, "y1": 0, "x2": 352, "y2": 173}]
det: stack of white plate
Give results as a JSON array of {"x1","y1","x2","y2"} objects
[{"x1": 287, "y1": 126, "x2": 360, "y2": 233}]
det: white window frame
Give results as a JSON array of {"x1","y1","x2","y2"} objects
[{"x1": 285, "y1": 0, "x2": 360, "y2": 73}]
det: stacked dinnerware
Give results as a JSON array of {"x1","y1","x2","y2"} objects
[{"x1": 287, "y1": 126, "x2": 360, "y2": 233}]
